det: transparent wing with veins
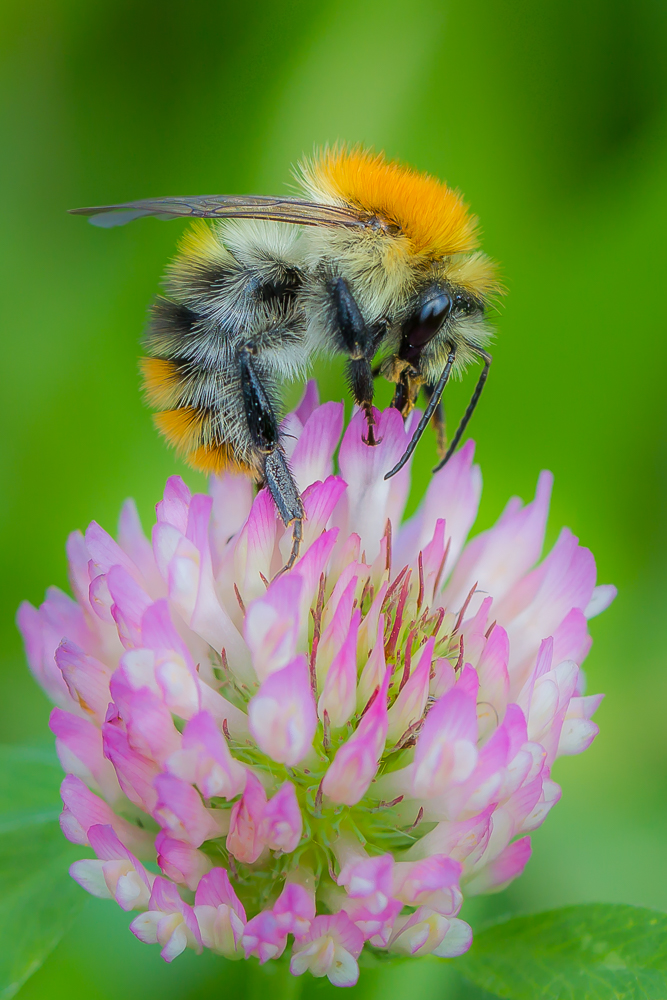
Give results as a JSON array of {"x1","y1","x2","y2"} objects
[{"x1": 69, "y1": 194, "x2": 369, "y2": 229}]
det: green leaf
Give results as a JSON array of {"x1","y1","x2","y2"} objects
[
  {"x1": 0, "y1": 744, "x2": 88, "y2": 999},
  {"x1": 457, "y1": 903, "x2": 667, "y2": 1000}
]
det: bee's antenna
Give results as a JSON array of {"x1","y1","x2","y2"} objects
[
  {"x1": 432, "y1": 350, "x2": 492, "y2": 473},
  {"x1": 384, "y1": 348, "x2": 456, "y2": 480}
]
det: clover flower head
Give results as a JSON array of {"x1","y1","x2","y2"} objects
[{"x1": 18, "y1": 382, "x2": 615, "y2": 987}]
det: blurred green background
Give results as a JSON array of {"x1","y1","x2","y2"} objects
[{"x1": 2, "y1": 0, "x2": 667, "y2": 996}]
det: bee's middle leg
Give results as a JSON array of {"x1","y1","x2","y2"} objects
[
  {"x1": 238, "y1": 346, "x2": 304, "y2": 572},
  {"x1": 330, "y1": 277, "x2": 377, "y2": 444},
  {"x1": 347, "y1": 357, "x2": 377, "y2": 445}
]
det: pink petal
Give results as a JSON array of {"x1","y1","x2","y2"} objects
[
  {"x1": 59, "y1": 774, "x2": 151, "y2": 855},
  {"x1": 386, "y1": 636, "x2": 433, "y2": 745},
  {"x1": 85, "y1": 521, "x2": 141, "y2": 581},
  {"x1": 273, "y1": 881, "x2": 315, "y2": 936},
  {"x1": 110, "y1": 678, "x2": 181, "y2": 765},
  {"x1": 118, "y1": 498, "x2": 163, "y2": 596},
  {"x1": 322, "y1": 668, "x2": 390, "y2": 806},
  {"x1": 412, "y1": 686, "x2": 479, "y2": 798},
  {"x1": 444, "y1": 470, "x2": 553, "y2": 617},
  {"x1": 337, "y1": 407, "x2": 412, "y2": 562},
  {"x1": 289, "y1": 401, "x2": 345, "y2": 492},
  {"x1": 195, "y1": 867, "x2": 247, "y2": 922},
  {"x1": 357, "y1": 614, "x2": 386, "y2": 710},
  {"x1": 209, "y1": 471, "x2": 254, "y2": 568},
  {"x1": 244, "y1": 574, "x2": 303, "y2": 681},
  {"x1": 156, "y1": 476, "x2": 191, "y2": 533},
  {"x1": 298, "y1": 476, "x2": 347, "y2": 551},
  {"x1": 395, "y1": 440, "x2": 481, "y2": 577},
  {"x1": 248, "y1": 656, "x2": 317, "y2": 765},
  {"x1": 155, "y1": 831, "x2": 213, "y2": 890},
  {"x1": 17, "y1": 597, "x2": 86, "y2": 709},
  {"x1": 260, "y1": 781, "x2": 303, "y2": 853},
  {"x1": 318, "y1": 609, "x2": 360, "y2": 728},
  {"x1": 55, "y1": 639, "x2": 113, "y2": 723},
  {"x1": 107, "y1": 565, "x2": 153, "y2": 650},
  {"x1": 168, "y1": 710, "x2": 246, "y2": 800},
  {"x1": 102, "y1": 722, "x2": 160, "y2": 812},
  {"x1": 233, "y1": 489, "x2": 278, "y2": 603},
  {"x1": 465, "y1": 835, "x2": 532, "y2": 895},
  {"x1": 476, "y1": 624, "x2": 510, "y2": 731},
  {"x1": 50, "y1": 708, "x2": 119, "y2": 800},
  {"x1": 154, "y1": 773, "x2": 220, "y2": 847},
  {"x1": 242, "y1": 910, "x2": 287, "y2": 964},
  {"x1": 585, "y1": 583, "x2": 617, "y2": 619},
  {"x1": 226, "y1": 772, "x2": 267, "y2": 864}
]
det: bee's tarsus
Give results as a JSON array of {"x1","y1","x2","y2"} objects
[
  {"x1": 432, "y1": 350, "x2": 492, "y2": 474},
  {"x1": 361, "y1": 401, "x2": 379, "y2": 446},
  {"x1": 272, "y1": 517, "x2": 303, "y2": 579},
  {"x1": 385, "y1": 348, "x2": 457, "y2": 480},
  {"x1": 283, "y1": 518, "x2": 304, "y2": 575}
]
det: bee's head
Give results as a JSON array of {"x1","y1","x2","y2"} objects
[
  {"x1": 399, "y1": 285, "x2": 483, "y2": 364},
  {"x1": 395, "y1": 259, "x2": 499, "y2": 384}
]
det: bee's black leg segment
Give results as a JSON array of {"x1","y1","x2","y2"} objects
[
  {"x1": 239, "y1": 347, "x2": 304, "y2": 571},
  {"x1": 332, "y1": 276, "x2": 371, "y2": 357},
  {"x1": 263, "y1": 448, "x2": 304, "y2": 527},
  {"x1": 263, "y1": 449, "x2": 305, "y2": 574},
  {"x1": 239, "y1": 346, "x2": 280, "y2": 451},
  {"x1": 384, "y1": 348, "x2": 456, "y2": 480},
  {"x1": 423, "y1": 383, "x2": 447, "y2": 458},
  {"x1": 390, "y1": 371, "x2": 411, "y2": 415},
  {"x1": 347, "y1": 357, "x2": 377, "y2": 445},
  {"x1": 432, "y1": 349, "x2": 492, "y2": 473},
  {"x1": 332, "y1": 277, "x2": 379, "y2": 441}
]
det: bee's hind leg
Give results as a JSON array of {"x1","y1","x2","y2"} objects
[
  {"x1": 239, "y1": 346, "x2": 304, "y2": 574},
  {"x1": 263, "y1": 449, "x2": 304, "y2": 574}
]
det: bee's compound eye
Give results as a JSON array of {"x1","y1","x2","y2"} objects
[
  {"x1": 419, "y1": 293, "x2": 452, "y2": 326},
  {"x1": 403, "y1": 292, "x2": 453, "y2": 357}
]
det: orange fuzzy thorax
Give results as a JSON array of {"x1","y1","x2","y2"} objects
[{"x1": 301, "y1": 147, "x2": 479, "y2": 259}]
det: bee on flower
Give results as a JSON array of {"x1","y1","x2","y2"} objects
[{"x1": 18, "y1": 384, "x2": 614, "y2": 987}]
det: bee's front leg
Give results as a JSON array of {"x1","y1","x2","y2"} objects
[
  {"x1": 423, "y1": 383, "x2": 447, "y2": 458},
  {"x1": 238, "y1": 346, "x2": 304, "y2": 573}
]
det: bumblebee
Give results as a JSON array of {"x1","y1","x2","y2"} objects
[{"x1": 71, "y1": 147, "x2": 500, "y2": 568}]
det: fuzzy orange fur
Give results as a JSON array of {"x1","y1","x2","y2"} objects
[
  {"x1": 300, "y1": 147, "x2": 479, "y2": 259},
  {"x1": 140, "y1": 357, "x2": 182, "y2": 409},
  {"x1": 154, "y1": 407, "x2": 204, "y2": 453},
  {"x1": 187, "y1": 443, "x2": 253, "y2": 475},
  {"x1": 154, "y1": 407, "x2": 251, "y2": 475}
]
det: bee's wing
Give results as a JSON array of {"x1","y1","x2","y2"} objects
[{"x1": 69, "y1": 194, "x2": 367, "y2": 229}]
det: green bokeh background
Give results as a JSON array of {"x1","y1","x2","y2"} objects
[{"x1": 2, "y1": 0, "x2": 666, "y2": 997}]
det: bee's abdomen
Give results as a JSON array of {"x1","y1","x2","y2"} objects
[
  {"x1": 140, "y1": 219, "x2": 306, "y2": 477},
  {"x1": 141, "y1": 302, "x2": 255, "y2": 475}
]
